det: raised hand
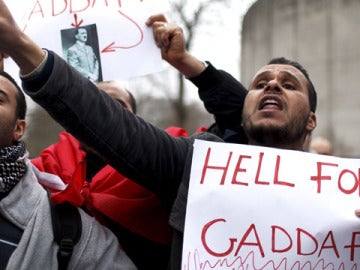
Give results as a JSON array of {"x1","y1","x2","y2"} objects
[
  {"x1": 146, "y1": 13, "x2": 206, "y2": 78},
  {"x1": 0, "y1": 0, "x2": 45, "y2": 75}
]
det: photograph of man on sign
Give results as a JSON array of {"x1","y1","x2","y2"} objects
[{"x1": 61, "y1": 25, "x2": 103, "y2": 83}]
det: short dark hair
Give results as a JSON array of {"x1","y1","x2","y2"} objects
[
  {"x1": 0, "y1": 70, "x2": 27, "y2": 120},
  {"x1": 75, "y1": 27, "x2": 86, "y2": 35},
  {"x1": 268, "y1": 57, "x2": 317, "y2": 113},
  {"x1": 97, "y1": 80, "x2": 137, "y2": 114}
]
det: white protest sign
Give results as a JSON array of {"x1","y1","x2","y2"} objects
[
  {"x1": 183, "y1": 139, "x2": 360, "y2": 269},
  {"x1": 4, "y1": 0, "x2": 169, "y2": 80}
]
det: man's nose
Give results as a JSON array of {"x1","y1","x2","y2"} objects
[{"x1": 265, "y1": 80, "x2": 280, "y2": 92}]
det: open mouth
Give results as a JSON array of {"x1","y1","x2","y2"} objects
[{"x1": 259, "y1": 96, "x2": 283, "y2": 110}]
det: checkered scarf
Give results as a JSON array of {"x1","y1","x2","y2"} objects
[{"x1": 0, "y1": 141, "x2": 27, "y2": 194}]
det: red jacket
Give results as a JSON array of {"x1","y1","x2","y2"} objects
[
  {"x1": 31, "y1": 126, "x2": 206, "y2": 245},
  {"x1": 32, "y1": 132, "x2": 172, "y2": 245}
]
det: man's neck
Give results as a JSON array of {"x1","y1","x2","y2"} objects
[
  {"x1": 248, "y1": 140, "x2": 304, "y2": 151},
  {"x1": 76, "y1": 40, "x2": 85, "y2": 46}
]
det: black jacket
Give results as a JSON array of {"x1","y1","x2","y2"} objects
[
  {"x1": 190, "y1": 62, "x2": 248, "y2": 144},
  {"x1": 22, "y1": 51, "x2": 243, "y2": 269}
]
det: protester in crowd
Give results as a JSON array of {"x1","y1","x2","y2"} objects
[
  {"x1": 20, "y1": 52, "x2": 324, "y2": 268},
  {"x1": 309, "y1": 135, "x2": 333, "y2": 155},
  {"x1": 0, "y1": 2, "x2": 359, "y2": 269},
  {"x1": 32, "y1": 80, "x2": 172, "y2": 270},
  {"x1": 147, "y1": 14, "x2": 328, "y2": 151},
  {"x1": 0, "y1": 70, "x2": 136, "y2": 269}
]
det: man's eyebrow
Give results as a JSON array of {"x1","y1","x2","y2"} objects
[
  {"x1": 115, "y1": 98, "x2": 126, "y2": 105},
  {"x1": 253, "y1": 70, "x2": 302, "y2": 85},
  {"x1": 253, "y1": 70, "x2": 271, "y2": 79},
  {"x1": 0, "y1": 89, "x2": 10, "y2": 100},
  {"x1": 113, "y1": 98, "x2": 129, "y2": 109},
  {"x1": 279, "y1": 70, "x2": 302, "y2": 85}
]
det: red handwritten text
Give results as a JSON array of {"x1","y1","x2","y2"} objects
[
  {"x1": 201, "y1": 218, "x2": 360, "y2": 261},
  {"x1": 200, "y1": 147, "x2": 294, "y2": 187},
  {"x1": 310, "y1": 162, "x2": 360, "y2": 196},
  {"x1": 25, "y1": 0, "x2": 147, "y2": 21},
  {"x1": 183, "y1": 249, "x2": 360, "y2": 270}
]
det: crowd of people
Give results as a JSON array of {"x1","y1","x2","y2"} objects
[{"x1": 0, "y1": 1, "x2": 358, "y2": 269}]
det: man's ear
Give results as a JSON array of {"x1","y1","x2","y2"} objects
[
  {"x1": 12, "y1": 119, "x2": 26, "y2": 142},
  {"x1": 306, "y1": 112, "x2": 317, "y2": 133}
]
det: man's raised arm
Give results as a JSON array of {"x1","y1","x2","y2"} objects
[
  {"x1": 146, "y1": 14, "x2": 248, "y2": 143},
  {"x1": 0, "y1": 0, "x2": 45, "y2": 75}
]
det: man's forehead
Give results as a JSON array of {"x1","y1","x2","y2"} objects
[
  {"x1": 254, "y1": 64, "x2": 306, "y2": 80},
  {"x1": 100, "y1": 84, "x2": 128, "y2": 99},
  {"x1": 0, "y1": 76, "x2": 16, "y2": 95}
]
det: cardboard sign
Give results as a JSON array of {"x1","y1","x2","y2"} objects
[
  {"x1": 4, "y1": 0, "x2": 168, "y2": 80},
  {"x1": 183, "y1": 139, "x2": 360, "y2": 269}
]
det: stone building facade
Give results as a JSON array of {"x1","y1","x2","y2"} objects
[{"x1": 241, "y1": 0, "x2": 360, "y2": 157}]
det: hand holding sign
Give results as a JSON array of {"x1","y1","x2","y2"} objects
[{"x1": 146, "y1": 13, "x2": 208, "y2": 78}]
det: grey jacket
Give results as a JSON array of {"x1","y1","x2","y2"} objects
[{"x1": 0, "y1": 155, "x2": 136, "y2": 270}]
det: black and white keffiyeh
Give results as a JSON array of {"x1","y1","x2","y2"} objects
[{"x1": 0, "y1": 141, "x2": 27, "y2": 195}]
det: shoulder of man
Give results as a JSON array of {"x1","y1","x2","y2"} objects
[{"x1": 191, "y1": 131, "x2": 224, "y2": 142}]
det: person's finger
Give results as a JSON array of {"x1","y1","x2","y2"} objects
[
  {"x1": 152, "y1": 22, "x2": 170, "y2": 48},
  {"x1": 159, "y1": 24, "x2": 172, "y2": 48},
  {"x1": 0, "y1": 52, "x2": 9, "y2": 58},
  {"x1": 355, "y1": 209, "x2": 360, "y2": 218},
  {"x1": 146, "y1": 13, "x2": 167, "y2": 26},
  {"x1": 0, "y1": 52, "x2": 8, "y2": 71}
]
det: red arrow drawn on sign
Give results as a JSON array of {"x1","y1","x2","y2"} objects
[
  {"x1": 71, "y1": 14, "x2": 83, "y2": 28},
  {"x1": 101, "y1": 10, "x2": 144, "y2": 53}
]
